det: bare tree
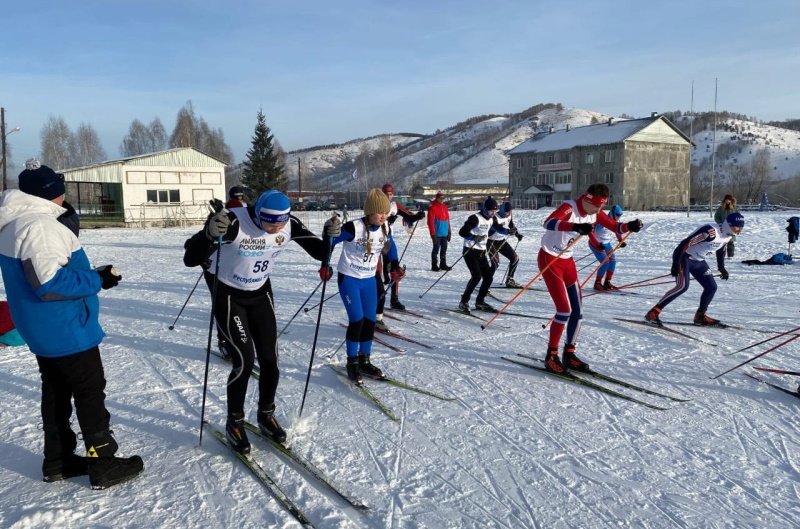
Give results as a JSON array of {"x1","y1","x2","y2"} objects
[
  {"x1": 170, "y1": 101, "x2": 196, "y2": 148},
  {"x1": 373, "y1": 135, "x2": 401, "y2": 185},
  {"x1": 40, "y1": 115, "x2": 75, "y2": 170},
  {"x1": 73, "y1": 123, "x2": 107, "y2": 166},
  {"x1": 168, "y1": 100, "x2": 233, "y2": 164},
  {"x1": 149, "y1": 118, "x2": 168, "y2": 152},
  {"x1": 120, "y1": 119, "x2": 151, "y2": 157},
  {"x1": 727, "y1": 148, "x2": 773, "y2": 204}
]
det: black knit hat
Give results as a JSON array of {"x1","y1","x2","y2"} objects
[
  {"x1": 18, "y1": 159, "x2": 65, "y2": 200},
  {"x1": 484, "y1": 197, "x2": 498, "y2": 211}
]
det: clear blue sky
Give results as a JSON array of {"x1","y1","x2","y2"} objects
[{"x1": 1, "y1": 0, "x2": 798, "y2": 167}]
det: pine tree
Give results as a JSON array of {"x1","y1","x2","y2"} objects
[{"x1": 241, "y1": 110, "x2": 287, "y2": 196}]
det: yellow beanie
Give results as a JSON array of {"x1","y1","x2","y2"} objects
[{"x1": 363, "y1": 188, "x2": 391, "y2": 216}]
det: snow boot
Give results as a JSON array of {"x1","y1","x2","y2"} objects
[
  {"x1": 603, "y1": 279, "x2": 619, "y2": 291},
  {"x1": 358, "y1": 353, "x2": 384, "y2": 379},
  {"x1": 225, "y1": 413, "x2": 251, "y2": 455},
  {"x1": 257, "y1": 404, "x2": 287, "y2": 444},
  {"x1": 593, "y1": 277, "x2": 606, "y2": 291},
  {"x1": 84, "y1": 430, "x2": 144, "y2": 490},
  {"x1": 375, "y1": 318, "x2": 390, "y2": 332},
  {"x1": 439, "y1": 259, "x2": 452, "y2": 271},
  {"x1": 458, "y1": 301, "x2": 472, "y2": 313},
  {"x1": 544, "y1": 347, "x2": 567, "y2": 374},
  {"x1": 563, "y1": 344, "x2": 590, "y2": 373},
  {"x1": 431, "y1": 257, "x2": 439, "y2": 272},
  {"x1": 694, "y1": 311, "x2": 722, "y2": 327},
  {"x1": 505, "y1": 277, "x2": 523, "y2": 288},
  {"x1": 346, "y1": 356, "x2": 362, "y2": 384},
  {"x1": 474, "y1": 301, "x2": 497, "y2": 313},
  {"x1": 42, "y1": 429, "x2": 89, "y2": 483},
  {"x1": 644, "y1": 307, "x2": 663, "y2": 326},
  {"x1": 390, "y1": 298, "x2": 406, "y2": 311}
]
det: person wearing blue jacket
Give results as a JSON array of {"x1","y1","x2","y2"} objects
[{"x1": 0, "y1": 160, "x2": 143, "y2": 489}]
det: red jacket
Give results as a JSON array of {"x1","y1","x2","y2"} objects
[{"x1": 427, "y1": 199, "x2": 451, "y2": 237}]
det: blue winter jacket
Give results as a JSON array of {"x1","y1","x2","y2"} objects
[{"x1": 0, "y1": 191, "x2": 105, "y2": 357}]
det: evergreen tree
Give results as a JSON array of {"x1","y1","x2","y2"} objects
[{"x1": 241, "y1": 110, "x2": 287, "y2": 195}]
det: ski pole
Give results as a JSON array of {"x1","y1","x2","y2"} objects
[
  {"x1": 299, "y1": 238, "x2": 335, "y2": 418},
  {"x1": 397, "y1": 219, "x2": 419, "y2": 264},
  {"x1": 726, "y1": 325, "x2": 800, "y2": 356},
  {"x1": 711, "y1": 334, "x2": 800, "y2": 380},
  {"x1": 418, "y1": 246, "x2": 471, "y2": 300},
  {"x1": 305, "y1": 291, "x2": 339, "y2": 313},
  {"x1": 279, "y1": 280, "x2": 323, "y2": 335},
  {"x1": 482, "y1": 235, "x2": 584, "y2": 330},
  {"x1": 573, "y1": 251, "x2": 593, "y2": 264},
  {"x1": 199, "y1": 234, "x2": 224, "y2": 445},
  {"x1": 753, "y1": 366, "x2": 800, "y2": 376},
  {"x1": 169, "y1": 270, "x2": 203, "y2": 330}
]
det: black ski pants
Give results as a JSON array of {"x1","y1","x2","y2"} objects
[
  {"x1": 36, "y1": 346, "x2": 111, "y2": 458},
  {"x1": 461, "y1": 248, "x2": 494, "y2": 305},
  {"x1": 207, "y1": 274, "x2": 280, "y2": 416},
  {"x1": 488, "y1": 239, "x2": 519, "y2": 279}
]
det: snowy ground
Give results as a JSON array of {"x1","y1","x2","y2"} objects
[{"x1": 1, "y1": 209, "x2": 799, "y2": 529}]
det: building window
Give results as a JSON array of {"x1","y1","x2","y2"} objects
[
  {"x1": 146, "y1": 189, "x2": 180, "y2": 203},
  {"x1": 586, "y1": 152, "x2": 594, "y2": 164},
  {"x1": 515, "y1": 159, "x2": 523, "y2": 169},
  {"x1": 604, "y1": 172, "x2": 614, "y2": 184},
  {"x1": 584, "y1": 174, "x2": 593, "y2": 185},
  {"x1": 605, "y1": 150, "x2": 613, "y2": 163},
  {"x1": 547, "y1": 155, "x2": 554, "y2": 164}
]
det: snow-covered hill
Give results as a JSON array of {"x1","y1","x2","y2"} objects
[{"x1": 285, "y1": 106, "x2": 800, "y2": 194}]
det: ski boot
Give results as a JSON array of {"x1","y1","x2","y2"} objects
[
  {"x1": 694, "y1": 311, "x2": 722, "y2": 327},
  {"x1": 358, "y1": 353, "x2": 384, "y2": 379},
  {"x1": 644, "y1": 307, "x2": 663, "y2": 326},
  {"x1": 390, "y1": 298, "x2": 406, "y2": 311},
  {"x1": 474, "y1": 301, "x2": 497, "y2": 313},
  {"x1": 563, "y1": 344, "x2": 590, "y2": 373},
  {"x1": 593, "y1": 277, "x2": 606, "y2": 291},
  {"x1": 505, "y1": 277, "x2": 523, "y2": 288},
  {"x1": 603, "y1": 280, "x2": 619, "y2": 291},
  {"x1": 458, "y1": 301, "x2": 472, "y2": 313},
  {"x1": 544, "y1": 347, "x2": 567, "y2": 374},
  {"x1": 225, "y1": 413, "x2": 251, "y2": 455},
  {"x1": 346, "y1": 356, "x2": 362, "y2": 384},
  {"x1": 375, "y1": 318, "x2": 390, "y2": 332},
  {"x1": 85, "y1": 430, "x2": 144, "y2": 490},
  {"x1": 257, "y1": 404, "x2": 287, "y2": 444}
]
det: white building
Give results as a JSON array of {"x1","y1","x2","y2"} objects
[{"x1": 61, "y1": 148, "x2": 227, "y2": 227}]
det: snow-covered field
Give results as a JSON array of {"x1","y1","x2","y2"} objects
[{"x1": 1, "y1": 209, "x2": 799, "y2": 529}]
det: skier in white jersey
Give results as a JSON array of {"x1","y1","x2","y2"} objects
[
  {"x1": 458, "y1": 197, "x2": 500, "y2": 312},
  {"x1": 645, "y1": 212, "x2": 744, "y2": 328},
  {"x1": 183, "y1": 190, "x2": 330, "y2": 454},
  {"x1": 539, "y1": 183, "x2": 642, "y2": 374},
  {"x1": 588, "y1": 204, "x2": 626, "y2": 291},
  {"x1": 322, "y1": 188, "x2": 397, "y2": 383},
  {"x1": 487, "y1": 201, "x2": 524, "y2": 288}
]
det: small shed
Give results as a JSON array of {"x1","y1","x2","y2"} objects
[{"x1": 61, "y1": 148, "x2": 227, "y2": 227}]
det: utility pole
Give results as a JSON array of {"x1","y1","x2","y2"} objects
[
  {"x1": 298, "y1": 158, "x2": 303, "y2": 203},
  {"x1": 1, "y1": 107, "x2": 7, "y2": 192}
]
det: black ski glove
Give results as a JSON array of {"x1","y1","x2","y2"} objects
[
  {"x1": 415, "y1": 211, "x2": 425, "y2": 221},
  {"x1": 719, "y1": 267, "x2": 729, "y2": 280},
  {"x1": 619, "y1": 241, "x2": 627, "y2": 248},
  {"x1": 472, "y1": 234, "x2": 486, "y2": 243},
  {"x1": 515, "y1": 232, "x2": 524, "y2": 241},
  {"x1": 670, "y1": 263, "x2": 681, "y2": 277},
  {"x1": 627, "y1": 219, "x2": 643, "y2": 233},
  {"x1": 96, "y1": 265, "x2": 122, "y2": 289},
  {"x1": 573, "y1": 223, "x2": 593, "y2": 235}
]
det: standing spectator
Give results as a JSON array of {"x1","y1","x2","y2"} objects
[
  {"x1": 226, "y1": 186, "x2": 247, "y2": 209},
  {"x1": 589, "y1": 205, "x2": 625, "y2": 291},
  {"x1": 488, "y1": 201, "x2": 523, "y2": 288},
  {"x1": 427, "y1": 192, "x2": 452, "y2": 271},
  {"x1": 0, "y1": 160, "x2": 143, "y2": 489},
  {"x1": 714, "y1": 195, "x2": 739, "y2": 257},
  {"x1": 645, "y1": 212, "x2": 744, "y2": 328},
  {"x1": 183, "y1": 190, "x2": 329, "y2": 453},
  {"x1": 458, "y1": 197, "x2": 500, "y2": 312},
  {"x1": 539, "y1": 183, "x2": 642, "y2": 374}
]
